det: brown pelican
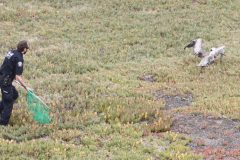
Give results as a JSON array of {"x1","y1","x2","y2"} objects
[{"x1": 184, "y1": 38, "x2": 207, "y2": 58}]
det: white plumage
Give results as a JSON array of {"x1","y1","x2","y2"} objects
[
  {"x1": 185, "y1": 39, "x2": 225, "y2": 68},
  {"x1": 197, "y1": 46, "x2": 225, "y2": 67},
  {"x1": 184, "y1": 38, "x2": 207, "y2": 58}
]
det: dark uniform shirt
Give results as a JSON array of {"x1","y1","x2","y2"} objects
[{"x1": 0, "y1": 50, "x2": 24, "y2": 85}]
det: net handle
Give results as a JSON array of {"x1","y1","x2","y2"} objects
[
  {"x1": 15, "y1": 80, "x2": 50, "y2": 110},
  {"x1": 28, "y1": 91, "x2": 50, "y2": 110},
  {"x1": 15, "y1": 80, "x2": 28, "y2": 92}
]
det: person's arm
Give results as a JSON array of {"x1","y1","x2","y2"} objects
[{"x1": 15, "y1": 75, "x2": 28, "y2": 91}]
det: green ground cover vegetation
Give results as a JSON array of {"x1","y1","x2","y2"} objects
[{"x1": 0, "y1": 0, "x2": 239, "y2": 159}]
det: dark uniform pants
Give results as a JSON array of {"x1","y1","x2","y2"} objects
[{"x1": 0, "y1": 85, "x2": 18, "y2": 125}]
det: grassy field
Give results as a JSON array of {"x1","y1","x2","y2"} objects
[{"x1": 0, "y1": 0, "x2": 239, "y2": 159}]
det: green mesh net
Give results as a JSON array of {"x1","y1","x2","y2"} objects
[{"x1": 26, "y1": 90, "x2": 51, "y2": 124}]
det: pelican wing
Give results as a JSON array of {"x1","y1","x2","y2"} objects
[
  {"x1": 209, "y1": 46, "x2": 225, "y2": 58},
  {"x1": 197, "y1": 46, "x2": 225, "y2": 67},
  {"x1": 197, "y1": 55, "x2": 210, "y2": 67}
]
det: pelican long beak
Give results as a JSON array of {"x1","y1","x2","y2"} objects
[{"x1": 184, "y1": 40, "x2": 196, "y2": 50}]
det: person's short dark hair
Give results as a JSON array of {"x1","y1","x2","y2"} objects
[{"x1": 17, "y1": 40, "x2": 29, "y2": 52}]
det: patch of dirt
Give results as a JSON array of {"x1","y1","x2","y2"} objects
[
  {"x1": 138, "y1": 74, "x2": 158, "y2": 83},
  {"x1": 151, "y1": 89, "x2": 239, "y2": 159},
  {"x1": 154, "y1": 90, "x2": 193, "y2": 110},
  {"x1": 171, "y1": 113, "x2": 240, "y2": 159}
]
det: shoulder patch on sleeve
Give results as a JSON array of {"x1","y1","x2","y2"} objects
[{"x1": 18, "y1": 62, "x2": 23, "y2": 67}]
